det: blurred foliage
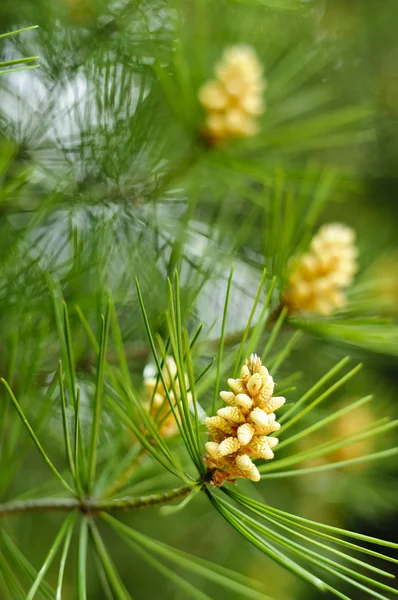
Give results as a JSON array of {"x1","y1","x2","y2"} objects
[{"x1": 1, "y1": 0, "x2": 398, "y2": 599}]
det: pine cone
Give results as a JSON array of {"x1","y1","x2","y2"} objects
[
  {"x1": 204, "y1": 354, "x2": 285, "y2": 485},
  {"x1": 144, "y1": 357, "x2": 192, "y2": 438},
  {"x1": 284, "y1": 223, "x2": 358, "y2": 316},
  {"x1": 198, "y1": 45, "x2": 266, "y2": 144}
]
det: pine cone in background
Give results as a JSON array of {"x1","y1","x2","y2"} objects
[
  {"x1": 198, "y1": 45, "x2": 266, "y2": 144},
  {"x1": 284, "y1": 223, "x2": 358, "y2": 316},
  {"x1": 144, "y1": 357, "x2": 192, "y2": 438}
]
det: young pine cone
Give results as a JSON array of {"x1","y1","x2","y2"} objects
[
  {"x1": 198, "y1": 45, "x2": 266, "y2": 144},
  {"x1": 204, "y1": 354, "x2": 285, "y2": 485},
  {"x1": 144, "y1": 357, "x2": 192, "y2": 438},
  {"x1": 284, "y1": 223, "x2": 358, "y2": 316}
]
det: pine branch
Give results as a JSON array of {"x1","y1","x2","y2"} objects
[{"x1": 0, "y1": 485, "x2": 195, "y2": 518}]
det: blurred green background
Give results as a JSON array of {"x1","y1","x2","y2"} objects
[{"x1": 1, "y1": 0, "x2": 398, "y2": 598}]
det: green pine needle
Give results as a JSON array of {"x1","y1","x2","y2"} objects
[
  {"x1": 276, "y1": 393, "x2": 373, "y2": 451},
  {"x1": 89, "y1": 521, "x2": 132, "y2": 600},
  {"x1": 56, "y1": 518, "x2": 75, "y2": 600},
  {"x1": 279, "y1": 362, "x2": 362, "y2": 434},
  {"x1": 0, "y1": 531, "x2": 55, "y2": 600},
  {"x1": 260, "y1": 447, "x2": 398, "y2": 480},
  {"x1": 1, "y1": 379, "x2": 75, "y2": 496},
  {"x1": 58, "y1": 361, "x2": 77, "y2": 487},
  {"x1": 102, "y1": 513, "x2": 274, "y2": 600},
  {"x1": 213, "y1": 265, "x2": 234, "y2": 413},
  {"x1": 26, "y1": 514, "x2": 76, "y2": 600},
  {"x1": 77, "y1": 519, "x2": 88, "y2": 600},
  {"x1": 206, "y1": 490, "x2": 328, "y2": 593},
  {"x1": 87, "y1": 309, "x2": 111, "y2": 493}
]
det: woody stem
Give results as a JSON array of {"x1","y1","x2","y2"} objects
[{"x1": 0, "y1": 484, "x2": 195, "y2": 518}]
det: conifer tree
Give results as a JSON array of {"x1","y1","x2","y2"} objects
[{"x1": 1, "y1": 2, "x2": 398, "y2": 599}]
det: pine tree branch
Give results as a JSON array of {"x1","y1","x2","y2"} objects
[{"x1": 0, "y1": 485, "x2": 194, "y2": 518}]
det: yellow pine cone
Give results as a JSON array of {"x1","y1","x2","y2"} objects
[
  {"x1": 198, "y1": 45, "x2": 266, "y2": 144},
  {"x1": 204, "y1": 354, "x2": 285, "y2": 485},
  {"x1": 143, "y1": 357, "x2": 192, "y2": 438},
  {"x1": 284, "y1": 223, "x2": 358, "y2": 316}
]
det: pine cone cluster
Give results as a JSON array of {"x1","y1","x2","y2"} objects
[
  {"x1": 284, "y1": 223, "x2": 358, "y2": 316},
  {"x1": 198, "y1": 45, "x2": 266, "y2": 144},
  {"x1": 144, "y1": 357, "x2": 192, "y2": 438},
  {"x1": 204, "y1": 354, "x2": 285, "y2": 485}
]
